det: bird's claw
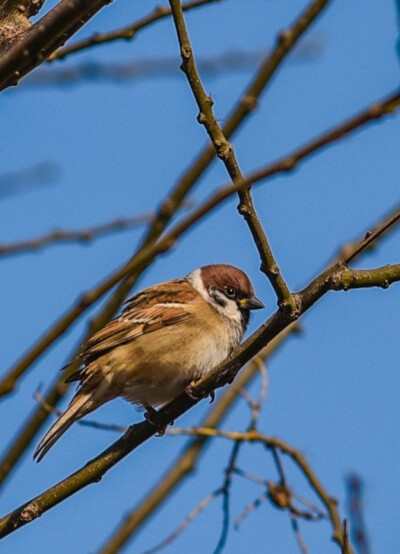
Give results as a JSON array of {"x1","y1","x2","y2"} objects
[
  {"x1": 185, "y1": 384, "x2": 215, "y2": 403},
  {"x1": 144, "y1": 406, "x2": 167, "y2": 436}
]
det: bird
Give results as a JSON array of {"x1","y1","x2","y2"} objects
[{"x1": 34, "y1": 264, "x2": 264, "y2": 461}]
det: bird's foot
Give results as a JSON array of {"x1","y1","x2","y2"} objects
[
  {"x1": 185, "y1": 384, "x2": 215, "y2": 403},
  {"x1": 144, "y1": 406, "x2": 167, "y2": 436}
]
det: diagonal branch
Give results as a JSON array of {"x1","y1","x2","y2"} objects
[
  {"x1": 1, "y1": 88, "x2": 399, "y2": 495},
  {"x1": 143, "y1": 0, "x2": 332, "y2": 248},
  {"x1": 1, "y1": 88, "x2": 399, "y2": 401},
  {"x1": 0, "y1": 0, "x2": 333, "y2": 400},
  {"x1": 49, "y1": 0, "x2": 223, "y2": 62},
  {"x1": 98, "y1": 329, "x2": 294, "y2": 553},
  {"x1": 169, "y1": 0, "x2": 296, "y2": 308},
  {"x1": 0, "y1": 0, "x2": 114, "y2": 91},
  {"x1": 0, "y1": 210, "x2": 398, "y2": 542}
]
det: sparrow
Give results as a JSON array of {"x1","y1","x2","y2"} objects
[{"x1": 34, "y1": 264, "x2": 263, "y2": 461}]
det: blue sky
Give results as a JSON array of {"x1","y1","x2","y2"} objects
[{"x1": 1, "y1": 1, "x2": 399, "y2": 552}]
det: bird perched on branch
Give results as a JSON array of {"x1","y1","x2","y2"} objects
[{"x1": 34, "y1": 264, "x2": 263, "y2": 461}]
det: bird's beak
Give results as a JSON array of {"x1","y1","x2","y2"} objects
[{"x1": 239, "y1": 296, "x2": 264, "y2": 310}]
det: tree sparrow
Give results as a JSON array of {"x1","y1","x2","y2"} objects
[{"x1": 34, "y1": 264, "x2": 263, "y2": 461}]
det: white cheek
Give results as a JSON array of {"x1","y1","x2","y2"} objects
[{"x1": 186, "y1": 268, "x2": 209, "y2": 301}]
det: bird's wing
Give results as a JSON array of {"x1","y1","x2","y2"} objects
[{"x1": 82, "y1": 278, "x2": 198, "y2": 359}]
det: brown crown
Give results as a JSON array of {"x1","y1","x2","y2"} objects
[{"x1": 200, "y1": 264, "x2": 254, "y2": 297}]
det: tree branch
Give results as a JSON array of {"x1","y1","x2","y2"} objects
[
  {"x1": 0, "y1": 0, "x2": 114, "y2": 90},
  {"x1": 98, "y1": 328, "x2": 294, "y2": 553},
  {"x1": 1, "y1": 83, "x2": 399, "y2": 498},
  {"x1": 168, "y1": 428, "x2": 347, "y2": 552},
  {"x1": 169, "y1": 0, "x2": 299, "y2": 308},
  {"x1": 1, "y1": 86, "x2": 399, "y2": 401},
  {"x1": 0, "y1": 213, "x2": 160, "y2": 257},
  {"x1": 0, "y1": 208, "x2": 398, "y2": 541},
  {"x1": 48, "y1": 0, "x2": 223, "y2": 62}
]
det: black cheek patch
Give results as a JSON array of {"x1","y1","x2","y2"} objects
[{"x1": 210, "y1": 289, "x2": 227, "y2": 308}]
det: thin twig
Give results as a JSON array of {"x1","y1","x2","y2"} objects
[
  {"x1": 0, "y1": 213, "x2": 158, "y2": 257},
  {"x1": 169, "y1": 0, "x2": 295, "y2": 309},
  {"x1": 342, "y1": 519, "x2": 350, "y2": 554},
  {"x1": 290, "y1": 515, "x2": 309, "y2": 554},
  {"x1": 167, "y1": 428, "x2": 349, "y2": 551},
  {"x1": 49, "y1": 0, "x2": 224, "y2": 61},
  {"x1": 140, "y1": 488, "x2": 223, "y2": 554},
  {"x1": 234, "y1": 490, "x2": 268, "y2": 529},
  {"x1": 214, "y1": 440, "x2": 240, "y2": 554}
]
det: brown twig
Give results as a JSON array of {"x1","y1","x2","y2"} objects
[
  {"x1": 169, "y1": 0, "x2": 296, "y2": 310},
  {"x1": 0, "y1": 213, "x2": 160, "y2": 257},
  {"x1": 0, "y1": 0, "x2": 114, "y2": 91},
  {"x1": 49, "y1": 0, "x2": 224, "y2": 62}
]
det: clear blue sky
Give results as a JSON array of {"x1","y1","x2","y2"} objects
[{"x1": 1, "y1": 1, "x2": 399, "y2": 552}]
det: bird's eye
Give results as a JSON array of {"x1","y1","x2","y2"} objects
[{"x1": 224, "y1": 286, "x2": 236, "y2": 298}]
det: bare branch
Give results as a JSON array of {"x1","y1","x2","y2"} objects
[
  {"x1": 0, "y1": 211, "x2": 180, "y2": 258},
  {"x1": 0, "y1": 213, "x2": 393, "y2": 544},
  {"x1": 169, "y1": 0, "x2": 296, "y2": 308},
  {"x1": 0, "y1": 0, "x2": 114, "y2": 90},
  {"x1": 49, "y1": 0, "x2": 224, "y2": 62},
  {"x1": 140, "y1": 488, "x2": 223, "y2": 554},
  {"x1": 1, "y1": 88, "x2": 399, "y2": 401},
  {"x1": 246, "y1": 90, "x2": 400, "y2": 186},
  {"x1": 234, "y1": 490, "x2": 268, "y2": 529}
]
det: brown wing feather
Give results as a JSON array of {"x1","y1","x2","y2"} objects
[{"x1": 81, "y1": 278, "x2": 198, "y2": 361}]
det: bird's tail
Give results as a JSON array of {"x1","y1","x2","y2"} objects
[{"x1": 34, "y1": 392, "x2": 95, "y2": 462}]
